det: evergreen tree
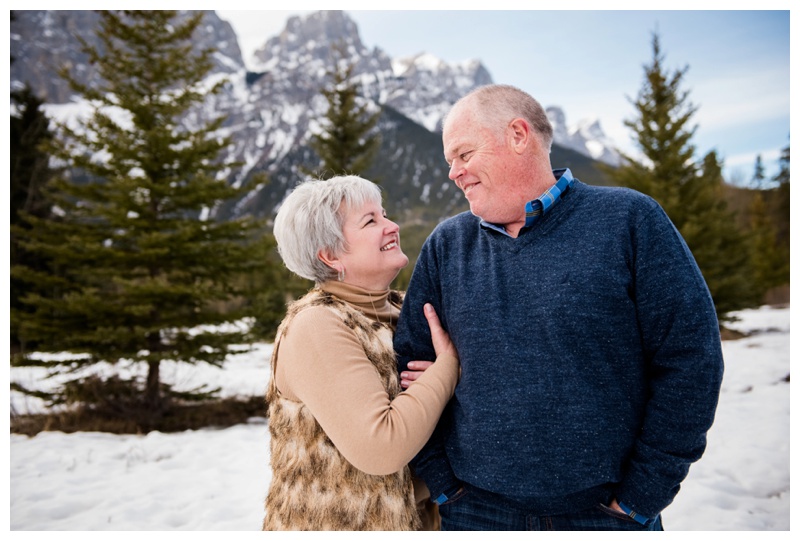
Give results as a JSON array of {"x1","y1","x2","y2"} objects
[
  {"x1": 773, "y1": 143, "x2": 790, "y2": 251},
  {"x1": 307, "y1": 44, "x2": 381, "y2": 180},
  {"x1": 752, "y1": 154, "x2": 766, "y2": 188},
  {"x1": 246, "y1": 234, "x2": 312, "y2": 341},
  {"x1": 10, "y1": 87, "x2": 54, "y2": 227},
  {"x1": 737, "y1": 146, "x2": 790, "y2": 303},
  {"x1": 10, "y1": 86, "x2": 59, "y2": 349},
  {"x1": 12, "y1": 10, "x2": 269, "y2": 413},
  {"x1": 775, "y1": 143, "x2": 790, "y2": 185},
  {"x1": 753, "y1": 143, "x2": 790, "y2": 293},
  {"x1": 748, "y1": 190, "x2": 783, "y2": 298},
  {"x1": 10, "y1": 10, "x2": 60, "y2": 348},
  {"x1": 610, "y1": 33, "x2": 697, "y2": 228},
  {"x1": 605, "y1": 33, "x2": 756, "y2": 320},
  {"x1": 685, "y1": 151, "x2": 760, "y2": 314}
]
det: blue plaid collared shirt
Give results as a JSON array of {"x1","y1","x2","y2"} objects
[{"x1": 480, "y1": 168, "x2": 576, "y2": 236}]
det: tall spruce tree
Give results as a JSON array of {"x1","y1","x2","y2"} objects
[
  {"x1": 11, "y1": 10, "x2": 269, "y2": 412},
  {"x1": 775, "y1": 143, "x2": 790, "y2": 187},
  {"x1": 752, "y1": 154, "x2": 766, "y2": 188},
  {"x1": 10, "y1": 87, "x2": 54, "y2": 228},
  {"x1": 605, "y1": 33, "x2": 756, "y2": 320},
  {"x1": 773, "y1": 143, "x2": 790, "y2": 260},
  {"x1": 748, "y1": 146, "x2": 790, "y2": 297},
  {"x1": 686, "y1": 151, "x2": 760, "y2": 314},
  {"x1": 10, "y1": 11, "x2": 59, "y2": 348},
  {"x1": 748, "y1": 190, "x2": 782, "y2": 298},
  {"x1": 307, "y1": 44, "x2": 381, "y2": 180},
  {"x1": 10, "y1": 85, "x2": 59, "y2": 349}
]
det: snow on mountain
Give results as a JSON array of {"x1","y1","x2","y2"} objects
[
  {"x1": 386, "y1": 53, "x2": 493, "y2": 132},
  {"x1": 547, "y1": 106, "x2": 621, "y2": 166},
  {"x1": 10, "y1": 9, "x2": 620, "y2": 220}
]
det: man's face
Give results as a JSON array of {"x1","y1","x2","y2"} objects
[{"x1": 443, "y1": 106, "x2": 525, "y2": 226}]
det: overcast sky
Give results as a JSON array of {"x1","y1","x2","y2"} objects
[
  {"x1": 5, "y1": 2, "x2": 793, "y2": 183},
  {"x1": 215, "y1": 4, "x2": 792, "y2": 184}
]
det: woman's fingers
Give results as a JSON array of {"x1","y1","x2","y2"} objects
[
  {"x1": 424, "y1": 303, "x2": 457, "y2": 358},
  {"x1": 399, "y1": 361, "x2": 433, "y2": 389},
  {"x1": 400, "y1": 305, "x2": 458, "y2": 389}
]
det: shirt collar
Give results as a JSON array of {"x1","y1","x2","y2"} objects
[{"x1": 480, "y1": 168, "x2": 575, "y2": 236}]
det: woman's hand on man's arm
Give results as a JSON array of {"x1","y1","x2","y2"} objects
[{"x1": 400, "y1": 303, "x2": 458, "y2": 389}]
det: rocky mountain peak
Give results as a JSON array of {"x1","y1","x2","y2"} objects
[
  {"x1": 11, "y1": 9, "x2": 617, "y2": 222},
  {"x1": 547, "y1": 106, "x2": 620, "y2": 166},
  {"x1": 252, "y1": 10, "x2": 369, "y2": 70}
]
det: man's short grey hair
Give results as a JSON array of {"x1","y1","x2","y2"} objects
[
  {"x1": 273, "y1": 175, "x2": 383, "y2": 283},
  {"x1": 448, "y1": 84, "x2": 554, "y2": 151}
]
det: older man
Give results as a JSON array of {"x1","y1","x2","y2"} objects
[{"x1": 395, "y1": 84, "x2": 723, "y2": 531}]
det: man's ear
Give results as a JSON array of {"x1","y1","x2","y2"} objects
[{"x1": 507, "y1": 118, "x2": 531, "y2": 154}]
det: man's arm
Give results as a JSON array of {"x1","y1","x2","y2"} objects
[
  {"x1": 394, "y1": 237, "x2": 463, "y2": 501},
  {"x1": 615, "y1": 202, "x2": 725, "y2": 520}
]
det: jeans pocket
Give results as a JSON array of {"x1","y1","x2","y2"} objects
[
  {"x1": 440, "y1": 485, "x2": 469, "y2": 506},
  {"x1": 596, "y1": 502, "x2": 637, "y2": 523}
]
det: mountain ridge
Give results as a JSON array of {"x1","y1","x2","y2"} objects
[{"x1": 10, "y1": 9, "x2": 616, "y2": 223}]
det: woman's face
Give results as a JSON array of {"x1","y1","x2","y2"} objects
[{"x1": 333, "y1": 199, "x2": 409, "y2": 290}]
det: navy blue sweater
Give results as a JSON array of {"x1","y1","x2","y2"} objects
[{"x1": 394, "y1": 179, "x2": 724, "y2": 519}]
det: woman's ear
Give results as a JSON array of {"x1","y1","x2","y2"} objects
[{"x1": 317, "y1": 248, "x2": 339, "y2": 270}]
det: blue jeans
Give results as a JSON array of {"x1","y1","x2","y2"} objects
[{"x1": 439, "y1": 484, "x2": 664, "y2": 531}]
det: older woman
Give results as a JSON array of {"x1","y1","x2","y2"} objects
[{"x1": 262, "y1": 175, "x2": 460, "y2": 531}]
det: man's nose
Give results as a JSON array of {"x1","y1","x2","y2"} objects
[{"x1": 448, "y1": 161, "x2": 463, "y2": 181}]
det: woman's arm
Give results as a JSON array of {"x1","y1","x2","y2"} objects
[{"x1": 275, "y1": 305, "x2": 459, "y2": 476}]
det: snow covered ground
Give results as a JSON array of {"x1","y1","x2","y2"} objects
[{"x1": 8, "y1": 306, "x2": 791, "y2": 531}]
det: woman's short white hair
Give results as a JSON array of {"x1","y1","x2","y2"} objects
[{"x1": 273, "y1": 175, "x2": 383, "y2": 283}]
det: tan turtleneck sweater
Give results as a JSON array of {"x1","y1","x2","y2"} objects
[{"x1": 273, "y1": 280, "x2": 459, "y2": 476}]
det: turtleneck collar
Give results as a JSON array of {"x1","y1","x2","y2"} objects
[{"x1": 319, "y1": 281, "x2": 399, "y2": 327}]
